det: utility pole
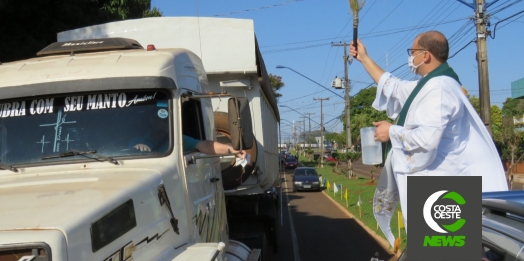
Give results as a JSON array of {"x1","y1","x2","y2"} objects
[
  {"x1": 314, "y1": 97, "x2": 329, "y2": 168},
  {"x1": 305, "y1": 112, "x2": 315, "y2": 149},
  {"x1": 458, "y1": 0, "x2": 494, "y2": 135},
  {"x1": 476, "y1": 0, "x2": 492, "y2": 135},
  {"x1": 300, "y1": 116, "x2": 307, "y2": 154},
  {"x1": 296, "y1": 120, "x2": 304, "y2": 154},
  {"x1": 331, "y1": 42, "x2": 352, "y2": 149},
  {"x1": 292, "y1": 120, "x2": 296, "y2": 149}
]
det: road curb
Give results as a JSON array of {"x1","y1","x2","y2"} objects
[{"x1": 321, "y1": 191, "x2": 401, "y2": 260}]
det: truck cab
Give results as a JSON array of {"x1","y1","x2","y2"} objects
[
  {"x1": 0, "y1": 37, "x2": 244, "y2": 260},
  {"x1": 0, "y1": 17, "x2": 280, "y2": 261}
]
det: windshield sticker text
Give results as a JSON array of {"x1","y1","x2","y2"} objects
[
  {"x1": 0, "y1": 98, "x2": 55, "y2": 118},
  {"x1": 126, "y1": 92, "x2": 157, "y2": 107},
  {"x1": 40, "y1": 109, "x2": 77, "y2": 152},
  {"x1": 86, "y1": 93, "x2": 127, "y2": 110},
  {"x1": 0, "y1": 91, "x2": 163, "y2": 119},
  {"x1": 0, "y1": 101, "x2": 26, "y2": 117}
]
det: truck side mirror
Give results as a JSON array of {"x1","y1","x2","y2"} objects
[{"x1": 228, "y1": 97, "x2": 253, "y2": 150}]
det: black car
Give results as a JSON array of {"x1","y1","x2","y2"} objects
[{"x1": 292, "y1": 167, "x2": 321, "y2": 192}]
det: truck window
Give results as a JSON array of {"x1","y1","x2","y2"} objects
[
  {"x1": 181, "y1": 99, "x2": 206, "y2": 144},
  {"x1": 0, "y1": 90, "x2": 171, "y2": 165}
]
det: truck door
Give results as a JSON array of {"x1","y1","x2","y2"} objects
[{"x1": 181, "y1": 98, "x2": 225, "y2": 243}]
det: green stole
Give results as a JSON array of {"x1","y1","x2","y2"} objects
[{"x1": 382, "y1": 62, "x2": 461, "y2": 163}]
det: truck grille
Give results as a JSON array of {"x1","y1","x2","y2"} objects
[{"x1": 0, "y1": 243, "x2": 51, "y2": 261}]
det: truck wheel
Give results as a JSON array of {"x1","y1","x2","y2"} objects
[{"x1": 214, "y1": 112, "x2": 258, "y2": 190}]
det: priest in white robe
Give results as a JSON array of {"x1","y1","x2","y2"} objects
[{"x1": 349, "y1": 31, "x2": 508, "y2": 246}]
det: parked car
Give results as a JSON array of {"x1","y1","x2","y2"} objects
[
  {"x1": 324, "y1": 154, "x2": 335, "y2": 162},
  {"x1": 292, "y1": 167, "x2": 321, "y2": 192},
  {"x1": 285, "y1": 156, "x2": 298, "y2": 169},
  {"x1": 397, "y1": 190, "x2": 524, "y2": 261},
  {"x1": 481, "y1": 190, "x2": 524, "y2": 261}
]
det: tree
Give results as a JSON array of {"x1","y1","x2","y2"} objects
[
  {"x1": 332, "y1": 151, "x2": 361, "y2": 179},
  {"x1": 325, "y1": 132, "x2": 345, "y2": 149},
  {"x1": 305, "y1": 149, "x2": 314, "y2": 161},
  {"x1": 498, "y1": 98, "x2": 524, "y2": 189},
  {"x1": 349, "y1": 87, "x2": 390, "y2": 145},
  {"x1": 101, "y1": 0, "x2": 162, "y2": 19},
  {"x1": 491, "y1": 105, "x2": 503, "y2": 141},
  {"x1": 144, "y1": 7, "x2": 163, "y2": 17},
  {"x1": 269, "y1": 74, "x2": 285, "y2": 101},
  {"x1": 468, "y1": 95, "x2": 480, "y2": 115},
  {"x1": 0, "y1": 0, "x2": 162, "y2": 62},
  {"x1": 467, "y1": 95, "x2": 504, "y2": 149}
]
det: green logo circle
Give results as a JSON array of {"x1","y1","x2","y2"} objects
[{"x1": 423, "y1": 190, "x2": 466, "y2": 233}]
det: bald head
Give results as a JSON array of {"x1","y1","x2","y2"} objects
[{"x1": 416, "y1": 31, "x2": 449, "y2": 63}]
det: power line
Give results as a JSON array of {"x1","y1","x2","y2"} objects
[
  {"x1": 490, "y1": 9, "x2": 524, "y2": 39},
  {"x1": 263, "y1": 43, "x2": 331, "y2": 54},
  {"x1": 359, "y1": 0, "x2": 405, "y2": 36},
  {"x1": 349, "y1": 1, "x2": 464, "y2": 86},
  {"x1": 260, "y1": 17, "x2": 469, "y2": 54},
  {"x1": 213, "y1": 0, "x2": 303, "y2": 17},
  {"x1": 491, "y1": 0, "x2": 523, "y2": 15},
  {"x1": 276, "y1": 1, "x2": 522, "y2": 123}
]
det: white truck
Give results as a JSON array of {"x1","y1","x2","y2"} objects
[{"x1": 0, "y1": 17, "x2": 280, "y2": 261}]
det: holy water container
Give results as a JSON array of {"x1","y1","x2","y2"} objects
[{"x1": 360, "y1": 127, "x2": 382, "y2": 165}]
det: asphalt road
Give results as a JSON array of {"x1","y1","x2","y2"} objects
[{"x1": 271, "y1": 167, "x2": 397, "y2": 261}]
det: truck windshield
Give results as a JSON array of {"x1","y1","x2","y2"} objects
[{"x1": 0, "y1": 90, "x2": 171, "y2": 165}]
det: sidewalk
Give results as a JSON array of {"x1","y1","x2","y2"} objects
[{"x1": 511, "y1": 174, "x2": 524, "y2": 190}]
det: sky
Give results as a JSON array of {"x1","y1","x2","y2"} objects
[{"x1": 151, "y1": 0, "x2": 524, "y2": 140}]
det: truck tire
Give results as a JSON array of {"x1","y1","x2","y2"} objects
[
  {"x1": 237, "y1": 232, "x2": 270, "y2": 261},
  {"x1": 214, "y1": 112, "x2": 258, "y2": 190},
  {"x1": 225, "y1": 240, "x2": 252, "y2": 261}
]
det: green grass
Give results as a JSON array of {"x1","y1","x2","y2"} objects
[{"x1": 296, "y1": 152, "x2": 407, "y2": 254}]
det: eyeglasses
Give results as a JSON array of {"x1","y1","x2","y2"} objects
[{"x1": 407, "y1": 48, "x2": 426, "y2": 56}]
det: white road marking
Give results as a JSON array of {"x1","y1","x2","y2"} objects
[{"x1": 284, "y1": 172, "x2": 301, "y2": 261}]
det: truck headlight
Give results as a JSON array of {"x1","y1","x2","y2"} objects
[
  {"x1": 294, "y1": 182, "x2": 302, "y2": 185},
  {"x1": 312, "y1": 181, "x2": 319, "y2": 184}
]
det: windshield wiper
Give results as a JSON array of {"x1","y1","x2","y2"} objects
[
  {"x1": 42, "y1": 150, "x2": 119, "y2": 165},
  {"x1": 0, "y1": 162, "x2": 18, "y2": 173}
]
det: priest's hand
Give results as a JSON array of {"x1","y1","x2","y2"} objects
[{"x1": 372, "y1": 121, "x2": 391, "y2": 142}]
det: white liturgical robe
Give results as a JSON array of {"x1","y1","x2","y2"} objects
[{"x1": 372, "y1": 71, "x2": 508, "y2": 246}]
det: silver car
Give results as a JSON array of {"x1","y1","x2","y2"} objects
[
  {"x1": 481, "y1": 191, "x2": 524, "y2": 261},
  {"x1": 396, "y1": 190, "x2": 524, "y2": 261}
]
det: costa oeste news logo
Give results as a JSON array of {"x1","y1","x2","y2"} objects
[
  {"x1": 408, "y1": 176, "x2": 480, "y2": 261},
  {"x1": 423, "y1": 190, "x2": 466, "y2": 246}
]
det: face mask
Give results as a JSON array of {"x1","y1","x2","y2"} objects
[{"x1": 407, "y1": 51, "x2": 425, "y2": 74}]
